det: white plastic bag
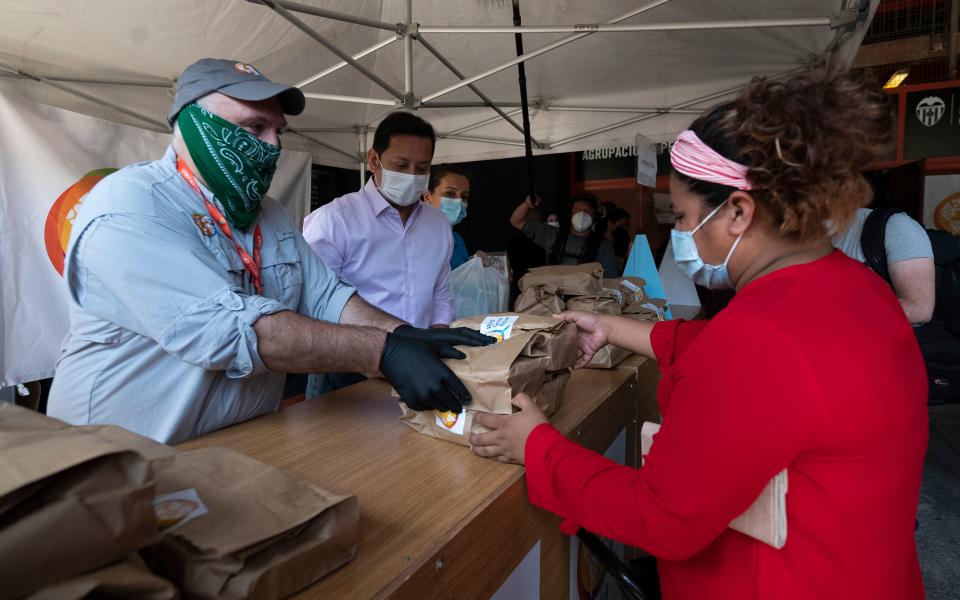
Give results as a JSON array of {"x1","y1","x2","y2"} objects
[{"x1": 450, "y1": 256, "x2": 509, "y2": 320}]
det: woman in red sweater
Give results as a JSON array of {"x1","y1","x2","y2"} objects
[{"x1": 472, "y1": 66, "x2": 928, "y2": 599}]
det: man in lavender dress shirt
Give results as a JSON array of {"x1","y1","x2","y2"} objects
[{"x1": 303, "y1": 112, "x2": 458, "y2": 397}]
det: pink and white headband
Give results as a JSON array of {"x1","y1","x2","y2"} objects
[{"x1": 670, "y1": 129, "x2": 753, "y2": 191}]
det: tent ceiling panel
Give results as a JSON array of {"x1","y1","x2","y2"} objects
[{"x1": 0, "y1": 0, "x2": 877, "y2": 166}]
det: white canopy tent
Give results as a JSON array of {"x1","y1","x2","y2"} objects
[{"x1": 0, "y1": 0, "x2": 878, "y2": 172}]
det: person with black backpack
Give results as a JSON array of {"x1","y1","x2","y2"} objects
[
  {"x1": 509, "y1": 192, "x2": 620, "y2": 276},
  {"x1": 834, "y1": 207, "x2": 960, "y2": 404},
  {"x1": 833, "y1": 207, "x2": 935, "y2": 324}
]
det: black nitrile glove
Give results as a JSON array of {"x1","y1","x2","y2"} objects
[
  {"x1": 380, "y1": 331, "x2": 473, "y2": 413},
  {"x1": 392, "y1": 324, "x2": 497, "y2": 359}
]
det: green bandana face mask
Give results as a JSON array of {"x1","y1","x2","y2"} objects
[{"x1": 177, "y1": 103, "x2": 281, "y2": 230}]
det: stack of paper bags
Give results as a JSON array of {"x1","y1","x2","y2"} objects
[
  {"x1": 0, "y1": 403, "x2": 361, "y2": 599},
  {"x1": 0, "y1": 404, "x2": 163, "y2": 598},
  {"x1": 399, "y1": 314, "x2": 577, "y2": 447},
  {"x1": 514, "y1": 264, "x2": 668, "y2": 369}
]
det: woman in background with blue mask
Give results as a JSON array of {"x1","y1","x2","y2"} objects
[
  {"x1": 423, "y1": 164, "x2": 487, "y2": 269},
  {"x1": 469, "y1": 65, "x2": 927, "y2": 599}
]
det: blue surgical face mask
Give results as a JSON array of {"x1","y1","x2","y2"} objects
[
  {"x1": 439, "y1": 197, "x2": 468, "y2": 226},
  {"x1": 670, "y1": 199, "x2": 743, "y2": 290}
]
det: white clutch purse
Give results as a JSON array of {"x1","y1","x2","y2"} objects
[{"x1": 641, "y1": 421, "x2": 788, "y2": 549}]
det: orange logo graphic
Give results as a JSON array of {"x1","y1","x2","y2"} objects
[
  {"x1": 933, "y1": 191, "x2": 960, "y2": 236},
  {"x1": 234, "y1": 62, "x2": 261, "y2": 76},
  {"x1": 44, "y1": 169, "x2": 116, "y2": 276}
]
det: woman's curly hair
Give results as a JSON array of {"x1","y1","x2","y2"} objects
[{"x1": 674, "y1": 63, "x2": 895, "y2": 241}]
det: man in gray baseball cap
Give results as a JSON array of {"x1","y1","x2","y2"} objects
[
  {"x1": 47, "y1": 58, "x2": 493, "y2": 443},
  {"x1": 167, "y1": 58, "x2": 305, "y2": 126}
]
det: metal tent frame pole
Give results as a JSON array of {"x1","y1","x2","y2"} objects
[
  {"x1": 418, "y1": 99, "x2": 530, "y2": 109},
  {"x1": 544, "y1": 106, "x2": 702, "y2": 115},
  {"x1": 288, "y1": 127, "x2": 359, "y2": 163},
  {"x1": 259, "y1": 0, "x2": 404, "y2": 101},
  {"x1": 548, "y1": 73, "x2": 795, "y2": 149},
  {"x1": 416, "y1": 34, "x2": 540, "y2": 146},
  {"x1": 418, "y1": 17, "x2": 833, "y2": 34},
  {"x1": 420, "y1": 0, "x2": 673, "y2": 103},
  {"x1": 512, "y1": 0, "x2": 537, "y2": 203},
  {"x1": 302, "y1": 92, "x2": 396, "y2": 106},
  {"x1": 358, "y1": 127, "x2": 368, "y2": 187},
  {"x1": 403, "y1": 0, "x2": 414, "y2": 106},
  {"x1": 296, "y1": 37, "x2": 397, "y2": 89},
  {"x1": 0, "y1": 62, "x2": 169, "y2": 131},
  {"x1": 248, "y1": 0, "x2": 397, "y2": 32},
  {"x1": 446, "y1": 109, "x2": 524, "y2": 136},
  {"x1": 439, "y1": 134, "x2": 528, "y2": 147},
  {"x1": 0, "y1": 71, "x2": 172, "y2": 88}
]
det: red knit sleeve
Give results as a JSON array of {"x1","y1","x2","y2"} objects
[
  {"x1": 524, "y1": 316, "x2": 824, "y2": 559},
  {"x1": 650, "y1": 319, "x2": 710, "y2": 369}
]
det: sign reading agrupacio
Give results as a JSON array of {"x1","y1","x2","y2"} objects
[{"x1": 904, "y1": 86, "x2": 960, "y2": 160}]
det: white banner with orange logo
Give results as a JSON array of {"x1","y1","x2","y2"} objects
[{"x1": 0, "y1": 90, "x2": 312, "y2": 386}]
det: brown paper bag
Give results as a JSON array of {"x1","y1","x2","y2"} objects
[
  {"x1": 399, "y1": 369, "x2": 571, "y2": 447},
  {"x1": 601, "y1": 277, "x2": 647, "y2": 307},
  {"x1": 0, "y1": 405, "x2": 158, "y2": 598},
  {"x1": 514, "y1": 284, "x2": 566, "y2": 316},
  {"x1": 623, "y1": 297, "x2": 668, "y2": 320},
  {"x1": 533, "y1": 369, "x2": 572, "y2": 418},
  {"x1": 437, "y1": 315, "x2": 576, "y2": 415},
  {"x1": 25, "y1": 554, "x2": 178, "y2": 600},
  {"x1": 398, "y1": 406, "x2": 488, "y2": 447},
  {"x1": 564, "y1": 294, "x2": 623, "y2": 316},
  {"x1": 585, "y1": 344, "x2": 633, "y2": 369},
  {"x1": 518, "y1": 263, "x2": 603, "y2": 296},
  {"x1": 145, "y1": 447, "x2": 359, "y2": 600}
]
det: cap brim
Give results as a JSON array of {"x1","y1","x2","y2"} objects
[{"x1": 218, "y1": 80, "x2": 306, "y2": 116}]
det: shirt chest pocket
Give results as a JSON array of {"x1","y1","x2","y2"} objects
[
  {"x1": 210, "y1": 230, "x2": 303, "y2": 310},
  {"x1": 260, "y1": 232, "x2": 303, "y2": 309}
]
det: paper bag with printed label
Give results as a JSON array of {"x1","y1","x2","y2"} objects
[
  {"x1": 400, "y1": 370, "x2": 571, "y2": 447},
  {"x1": 518, "y1": 263, "x2": 603, "y2": 296},
  {"x1": 144, "y1": 447, "x2": 359, "y2": 600},
  {"x1": 0, "y1": 404, "x2": 159, "y2": 599},
  {"x1": 514, "y1": 284, "x2": 566, "y2": 316},
  {"x1": 25, "y1": 554, "x2": 178, "y2": 600},
  {"x1": 443, "y1": 314, "x2": 577, "y2": 414}
]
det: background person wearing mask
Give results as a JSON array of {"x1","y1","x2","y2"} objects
[
  {"x1": 303, "y1": 112, "x2": 489, "y2": 397},
  {"x1": 472, "y1": 66, "x2": 926, "y2": 599},
  {"x1": 421, "y1": 163, "x2": 487, "y2": 270},
  {"x1": 47, "y1": 59, "x2": 490, "y2": 443},
  {"x1": 509, "y1": 192, "x2": 620, "y2": 276}
]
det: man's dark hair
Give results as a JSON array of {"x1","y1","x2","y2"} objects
[
  {"x1": 570, "y1": 192, "x2": 598, "y2": 213},
  {"x1": 428, "y1": 163, "x2": 472, "y2": 192},
  {"x1": 372, "y1": 111, "x2": 436, "y2": 156}
]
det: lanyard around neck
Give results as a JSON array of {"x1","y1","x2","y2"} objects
[{"x1": 176, "y1": 155, "x2": 263, "y2": 294}]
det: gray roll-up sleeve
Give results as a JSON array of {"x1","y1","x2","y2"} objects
[
  {"x1": 885, "y1": 213, "x2": 934, "y2": 264},
  {"x1": 67, "y1": 213, "x2": 287, "y2": 379}
]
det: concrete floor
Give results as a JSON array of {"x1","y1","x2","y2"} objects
[{"x1": 917, "y1": 403, "x2": 960, "y2": 600}]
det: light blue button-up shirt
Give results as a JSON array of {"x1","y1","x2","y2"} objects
[{"x1": 47, "y1": 146, "x2": 356, "y2": 443}]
